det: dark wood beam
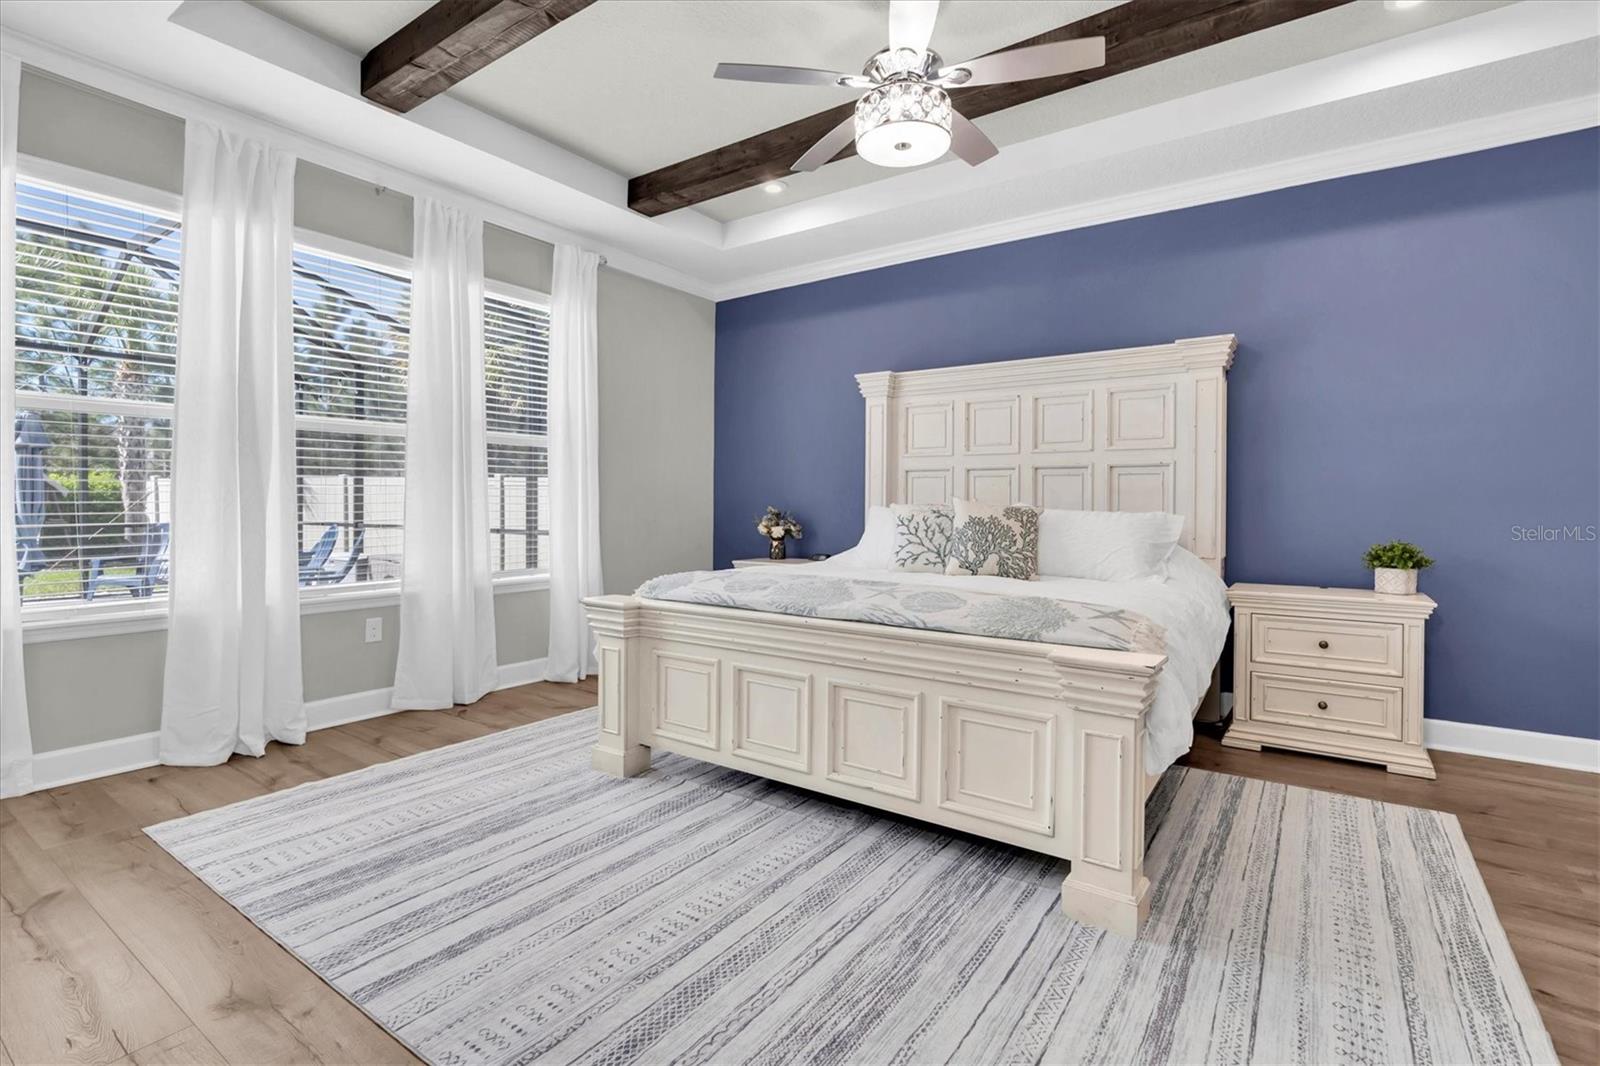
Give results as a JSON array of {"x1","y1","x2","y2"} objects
[
  {"x1": 361, "y1": 0, "x2": 596, "y2": 113},
  {"x1": 628, "y1": 0, "x2": 1354, "y2": 216}
]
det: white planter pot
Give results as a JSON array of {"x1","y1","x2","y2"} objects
[{"x1": 1373, "y1": 567, "x2": 1418, "y2": 596}]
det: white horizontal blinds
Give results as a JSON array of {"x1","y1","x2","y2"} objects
[
  {"x1": 484, "y1": 291, "x2": 549, "y2": 574},
  {"x1": 292, "y1": 247, "x2": 410, "y2": 587},
  {"x1": 12, "y1": 180, "x2": 179, "y2": 605}
]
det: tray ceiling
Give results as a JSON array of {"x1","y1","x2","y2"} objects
[{"x1": 1, "y1": 0, "x2": 1592, "y2": 299}]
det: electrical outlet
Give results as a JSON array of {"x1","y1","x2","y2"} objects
[{"x1": 364, "y1": 617, "x2": 383, "y2": 644}]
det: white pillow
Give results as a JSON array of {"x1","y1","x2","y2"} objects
[
  {"x1": 824, "y1": 505, "x2": 895, "y2": 569},
  {"x1": 1037, "y1": 509, "x2": 1185, "y2": 582}
]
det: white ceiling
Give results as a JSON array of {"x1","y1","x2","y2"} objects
[
  {"x1": 1, "y1": 0, "x2": 1595, "y2": 300},
  {"x1": 252, "y1": 0, "x2": 1110, "y2": 177}
]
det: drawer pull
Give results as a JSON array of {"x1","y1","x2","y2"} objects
[
  {"x1": 1316, "y1": 700, "x2": 1329, "y2": 710},
  {"x1": 1317, "y1": 640, "x2": 1330, "y2": 649}
]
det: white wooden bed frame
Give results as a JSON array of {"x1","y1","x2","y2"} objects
[{"x1": 584, "y1": 334, "x2": 1235, "y2": 936}]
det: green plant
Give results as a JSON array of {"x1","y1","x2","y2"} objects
[{"x1": 1363, "y1": 541, "x2": 1434, "y2": 570}]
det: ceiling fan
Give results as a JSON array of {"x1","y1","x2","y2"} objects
[{"x1": 714, "y1": 0, "x2": 1106, "y2": 172}]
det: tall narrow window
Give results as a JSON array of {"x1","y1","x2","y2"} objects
[
  {"x1": 12, "y1": 180, "x2": 180, "y2": 607},
  {"x1": 292, "y1": 247, "x2": 410, "y2": 589},
  {"x1": 484, "y1": 289, "x2": 549, "y2": 575}
]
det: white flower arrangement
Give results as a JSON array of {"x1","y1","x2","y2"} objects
[{"x1": 756, "y1": 506, "x2": 803, "y2": 542}]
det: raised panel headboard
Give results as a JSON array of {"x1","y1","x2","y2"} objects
[{"x1": 856, "y1": 335, "x2": 1236, "y2": 574}]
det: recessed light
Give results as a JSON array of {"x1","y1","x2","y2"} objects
[
  {"x1": 1384, "y1": 0, "x2": 1425, "y2": 9},
  {"x1": 762, "y1": 180, "x2": 788, "y2": 195}
]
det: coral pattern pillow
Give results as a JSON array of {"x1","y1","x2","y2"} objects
[
  {"x1": 891, "y1": 504, "x2": 953, "y2": 572},
  {"x1": 945, "y1": 499, "x2": 1040, "y2": 579}
]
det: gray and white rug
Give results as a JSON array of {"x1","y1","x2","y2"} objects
[{"x1": 147, "y1": 709, "x2": 1555, "y2": 1065}]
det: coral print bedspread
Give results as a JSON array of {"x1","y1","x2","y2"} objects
[{"x1": 636, "y1": 570, "x2": 1165, "y2": 654}]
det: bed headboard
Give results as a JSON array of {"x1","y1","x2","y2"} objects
[{"x1": 856, "y1": 335, "x2": 1236, "y2": 575}]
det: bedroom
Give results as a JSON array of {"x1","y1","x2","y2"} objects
[{"x1": 0, "y1": 0, "x2": 1595, "y2": 1063}]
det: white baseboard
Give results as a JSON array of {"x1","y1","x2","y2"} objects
[
  {"x1": 26, "y1": 731, "x2": 163, "y2": 794},
  {"x1": 495, "y1": 657, "x2": 549, "y2": 689},
  {"x1": 20, "y1": 657, "x2": 554, "y2": 794},
  {"x1": 1423, "y1": 719, "x2": 1599, "y2": 773},
  {"x1": 27, "y1": 671, "x2": 1589, "y2": 796}
]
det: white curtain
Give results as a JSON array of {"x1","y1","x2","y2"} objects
[
  {"x1": 159, "y1": 121, "x2": 303, "y2": 765},
  {"x1": 391, "y1": 198, "x2": 497, "y2": 709},
  {"x1": 547, "y1": 245, "x2": 603, "y2": 683},
  {"x1": 0, "y1": 54, "x2": 35, "y2": 798}
]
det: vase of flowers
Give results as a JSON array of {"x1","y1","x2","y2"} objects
[
  {"x1": 757, "y1": 507, "x2": 803, "y2": 560},
  {"x1": 1363, "y1": 540, "x2": 1434, "y2": 595}
]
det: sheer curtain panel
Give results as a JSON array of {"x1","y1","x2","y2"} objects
[
  {"x1": 159, "y1": 122, "x2": 303, "y2": 765},
  {"x1": 546, "y1": 245, "x2": 603, "y2": 682},
  {"x1": 0, "y1": 54, "x2": 35, "y2": 797},
  {"x1": 391, "y1": 198, "x2": 498, "y2": 709}
]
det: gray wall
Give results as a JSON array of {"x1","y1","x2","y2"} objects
[{"x1": 17, "y1": 70, "x2": 713, "y2": 753}]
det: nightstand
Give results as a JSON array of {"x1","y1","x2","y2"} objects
[
  {"x1": 730, "y1": 557, "x2": 821, "y2": 569},
  {"x1": 1223, "y1": 583, "x2": 1438, "y2": 779}
]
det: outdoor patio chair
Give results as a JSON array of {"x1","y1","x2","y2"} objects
[
  {"x1": 297, "y1": 525, "x2": 338, "y2": 583},
  {"x1": 85, "y1": 522, "x2": 170, "y2": 600},
  {"x1": 301, "y1": 528, "x2": 365, "y2": 586}
]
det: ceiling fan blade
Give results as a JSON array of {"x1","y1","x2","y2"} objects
[
  {"x1": 937, "y1": 37, "x2": 1106, "y2": 87},
  {"x1": 950, "y1": 111, "x2": 998, "y2": 166},
  {"x1": 888, "y1": 0, "x2": 939, "y2": 55},
  {"x1": 715, "y1": 63, "x2": 870, "y2": 88},
  {"x1": 792, "y1": 114, "x2": 858, "y2": 172}
]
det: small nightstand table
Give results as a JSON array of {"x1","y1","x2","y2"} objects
[
  {"x1": 1223, "y1": 583, "x2": 1438, "y2": 779},
  {"x1": 730, "y1": 557, "x2": 821, "y2": 569}
]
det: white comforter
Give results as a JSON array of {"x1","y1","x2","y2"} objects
[{"x1": 793, "y1": 547, "x2": 1231, "y2": 774}]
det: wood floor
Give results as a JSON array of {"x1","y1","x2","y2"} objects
[{"x1": 1, "y1": 681, "x2": 1594, "y2": 1065}]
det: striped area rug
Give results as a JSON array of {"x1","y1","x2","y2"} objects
[{"x1": 147, "y1": 709, "x2": 1555, "y2": 1065}]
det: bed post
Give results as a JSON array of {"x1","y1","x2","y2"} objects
[
  {"x1": 585, "y1": 595, "x2": 651, "y2": 777},
  {"x1": 856, "y1": 371, "x2": 895, "y2": 510},
  {"x1": 1052, "y1": 648, "x2": 1165, "y2": 937}
]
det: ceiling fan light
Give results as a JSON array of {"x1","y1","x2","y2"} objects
[{"x1": 854, "y1": 82, "x2": 952, "y2": 168}]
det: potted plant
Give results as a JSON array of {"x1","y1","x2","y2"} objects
[
  {"x1": 1363, "y1": 540, "x2": 1434, "y2": 595},
  {"x1": 756, "y1": 507, "x2": 803, "y2": 560}
]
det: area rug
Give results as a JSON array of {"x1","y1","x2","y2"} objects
[{"x1": 146, "y1": 709, "x2": 1555, "y2": 1065}]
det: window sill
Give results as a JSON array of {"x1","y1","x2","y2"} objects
[
  {"x1": 20, "y1": 601, "x2": 171, "y2": 644},
  {"x1": 21, "y1": 572, "x2": 552, "y2": 644}
]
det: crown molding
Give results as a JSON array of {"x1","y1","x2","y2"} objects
[{"x1": 713, "y1": 96, "x2": 1599, "y2": 302}]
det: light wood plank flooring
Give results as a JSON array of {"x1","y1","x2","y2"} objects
[{"x1": 2, "y1": 681, "x2": 1594, "y2": 1065}]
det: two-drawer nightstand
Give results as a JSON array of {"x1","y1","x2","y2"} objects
[
  {"x1": 730, "y1": 557, "x2": 822, "y2": 569},
  {"x1": 1223, "y1": 583, "x2": 1438, "y2": 779}
]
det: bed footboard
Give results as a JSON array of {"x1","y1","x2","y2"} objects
[{"x1": 584, "y1": 594, "x2": 1166, "y2": 937}]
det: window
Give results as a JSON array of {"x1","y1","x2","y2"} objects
[
  {"x1": 484, "y1": 289, "x2": 549, "y2": 575},
  {"x1": 292, "y1": 246, "x2": 410, "y2": 589},
  {"x1": 12, "y1": 180, "x2": 180, "y2": 606}
]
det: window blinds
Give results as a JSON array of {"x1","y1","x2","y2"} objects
[
  {"x1": 484, "y1": 291, "x2": 549, "y2": 574},
  {"x1": 292, "y1": 247, "x2": 410, "y2": 586},
  {"x1": 11, "y1": 181, "x2": 180, "y2": 605},
  {"x1": 11, "y1": 186, "x2": 550, "y2": 605}
]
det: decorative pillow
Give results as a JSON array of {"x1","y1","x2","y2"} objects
[
  {"x1": 1036, "y1": 508, "x2": 1185, "y2": 582},
  {"x1": 891, "y1": 504, "x2": 953, "y2": 572},
  {"x1": 944, "y1": 499, "x2": 1040, "y2": 579}
]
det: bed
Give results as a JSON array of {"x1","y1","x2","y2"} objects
[{"x1": 583, "y1": 334, "x2": 1235, "y2": 936}]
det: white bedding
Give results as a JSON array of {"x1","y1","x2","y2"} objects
[{"x1": 790, "y1": 546, "x2": 1231, "y2": 774}]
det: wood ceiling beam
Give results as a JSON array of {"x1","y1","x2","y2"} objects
[
  {"x1": 361, "y1": 0, "x2": 596, "y2": 113},
  {"x1": 627, "y1": 0, "x2": 1355, "y2": 217}
]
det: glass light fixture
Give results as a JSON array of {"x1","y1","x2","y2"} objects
[{"x1": 855, "y1": 81, "x2": 952, "y2": 168}]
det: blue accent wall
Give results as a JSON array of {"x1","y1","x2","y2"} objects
[{"x1": 715, "y1": 129, "x2": 1600, "y2": 740}]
